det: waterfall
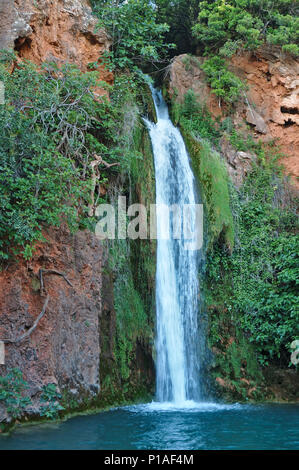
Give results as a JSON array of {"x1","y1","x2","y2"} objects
[{"x1": 144, "y1": 88, "x2": 202, "y2": 405}]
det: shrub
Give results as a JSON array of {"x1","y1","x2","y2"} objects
[
  {"x1": 0, "y1": 369, "x2": 65, "y2": 421},
  {"x1": 192, "y1": 0, "x2": 299, "y2": 57},
  {"x1": 92, "y1": 0, "x2": 173, "y2": 71},
  {"x1": 0, "y1": 54, "x2": 135, "y2": 261},
  {"x1": 0, "y1": 368, "x2": 31, "y2": 419},
  {"x1": 40, "y1": 383, "x2": 64, "y2": 420},
  {"x1": 201, "y1": 56, "x2": 246, "y2": 106}
]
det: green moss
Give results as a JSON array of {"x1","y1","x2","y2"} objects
[
  {"x1": 182, "y1": 129, "x2": 234, "y2": 250},
  {"x1": 31, "y1": 277, "x2": 40, "y2": 292},
  {"x1": 139, "y1": 84, "x2": 157, "y2": 124},
  {"x1": 208, "y1": 310, "x2": 264, "y2": 401}
]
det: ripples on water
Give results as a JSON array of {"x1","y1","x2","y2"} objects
[{"x1": 0, "y1": 403, "x2": 298, "y2": 450}]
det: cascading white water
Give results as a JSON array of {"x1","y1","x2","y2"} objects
[{"x1": 144, "y1": 88, "x2": 201, "y2": 405}]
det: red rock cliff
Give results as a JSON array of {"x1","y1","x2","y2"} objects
[
  {"x1": 0, "y1": 0, "x2": 113, "y2": 81},
  {"x1": 0, "y1": 0, "x2": 114, "y2": 426},
  {"x1": 168, "y1": 48, "x2": 299, "y2": 189}
]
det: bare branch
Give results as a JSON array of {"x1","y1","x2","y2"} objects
[
  {"x1": 39, "y1": 268, "x2": 73, "y2": 295},
  {"x1": 88, "y1": 154, "x2": 120, "y2": 216},
  {"x1": 1, "y1": 295, "x2": 50, "y2": 344}
]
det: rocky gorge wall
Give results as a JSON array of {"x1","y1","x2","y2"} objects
[
  {"x1": 168, "y1": 49, "x2": 299, "y2": 190},
  {"x1": 0, "y1": 0, "x2": 156, "y2": 431}
]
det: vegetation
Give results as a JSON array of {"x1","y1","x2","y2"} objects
[
  {"x1": 0, "y1": 45, "x2": 157, "y2": 421},
  {"x1": 91, "y1": 0, "x2": 173, "y2": 71},
  {"x1": 0, "y1": 368, "x2": 64, "y2": 422},
  {"x1": 0, "y1": 0, "x2": 298, "y2": 413},
  {"x1": 172, "y1": 87, "x2": 298, "y2": 391},
  {"x1": 208, "y1": 159, "x2": 299, "y2": 367},
  {"x1": 156, "y1": 0, "x2": 298, "y2": 104},
  {"x1": 0, "y1": 53, "x2": 147, "y2": 262},
  {"x1": 100, "y1": 102, "x2": 156, "y2": 398},
  {"x1": 109, "y1": 238, "x2": 153, "y2": 382},
  {"x1": 39, "y1": 383, "x2": 65, "y2": 420},
  {"x1": 0, "y1": 53, "x2": 112, "y2": 260},
  {"x1": 174, "y1": 88, "x2": 221, "y2": 142},
  {"x1": 192, "y1": 0, "x2": 299, "y2": 57}
]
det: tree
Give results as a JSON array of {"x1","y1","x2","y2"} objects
[
  {"x1": 91, "y1": 0, "x2": 173, "y2": 70},
  {"x1": 155, "y1": 0, "x2": 199, "y2": 55},
  {"x1": 192, "y1": 0, "x2": 299, "y2": 57},
  {"x1": 0, "y1": 53, "x2": 120, "y2": 260}
]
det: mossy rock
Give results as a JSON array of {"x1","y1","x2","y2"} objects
[{"x1": 181, "y1": 128, "x2": 234, "y2": 251}]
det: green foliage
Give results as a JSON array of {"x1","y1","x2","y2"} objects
[
  {"x1": 207, "y1": 154, "x2": 299, "y2": 366},
  {"x1": 0, "y1": 370, "x2": 65, "y2": 421},
  {"x1": 180, "y1": 90, "x2": 221, "y2": 142},
  {"x1": 108, "y1": 123, "x2": 155, "y2": 383},
  {"x1": 155, "y1": 0, "x2": 199, "y2": 55},
  {"x1": 0, "y1": 368, "x2": 31, "y2": 418},
  {"x1": 282, "y1": 43, "x2": 299, "y2": 55},
  {"x1": 91, "y1": 0, "x2": 173, "y2": 71},
  {"x1": 40, "y1": 383, "x2": 65, "y2": 420},
  {"x1": 0, "y1": 54, "x2": 146, "y2": 261},
  {"x1": 109, "y1": 74, "x2": 148, "y2": 172},
  {"x1": 192, "y1": 0, "x2": 299, "y2": 57},
  {"x1": 185, "y1": 134, "x2": 235, "y2": 250},
  {"x1": 0, "y1": 55, "x2": 117, "y2": 261},
  {"x1": 201, "y1": 56, "x2": 246, "y2": 105}
]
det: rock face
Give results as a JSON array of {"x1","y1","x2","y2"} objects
[
  {"x1": 220, "y1": 135, "x2": 256, "y2": 188},
  {"x1": 0, "y1": 0, "x2": 116, "y2": 426},
  {"x1": 0, "y1": 226, "x2": 105, "y2": 423},
  {"x1": 168, "y1": 50, "x2": 299, "y2": 189},
  {"x1": 168, "y1": 55, "x2": 221, "y2": 115},
  {"x1": 231, "y1": 48, "x2": 299, "y2": 187},
  {"x1": 0, "y1": 0, "x2": 112, "y2": 81}
]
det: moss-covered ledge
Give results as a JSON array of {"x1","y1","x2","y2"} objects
[{"x1": 181, "y1": 128, "x2": 234, "y2": 251}]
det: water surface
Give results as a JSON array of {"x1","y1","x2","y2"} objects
[{"x1": 0, "y1": 403, "x2": 298, "y2": 450}]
